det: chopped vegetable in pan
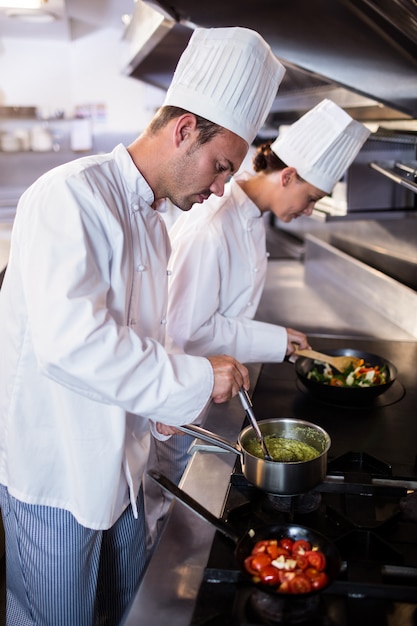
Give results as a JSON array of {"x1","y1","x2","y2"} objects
[
  {"x1": 307, "y1": 359, "x2": 388, "y2": 387},
  {"x1": 243, "y1": 537, "x2": 329, "y2": 593}
]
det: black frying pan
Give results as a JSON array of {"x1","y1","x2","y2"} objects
[
  {"x1": 148, "y1": 470, "x2": 342, "y2": 596},
  {"x1": 294, "y1": 348, "x2": 398, "y2": 406}
]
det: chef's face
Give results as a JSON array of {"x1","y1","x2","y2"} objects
[
  {"x1": 168, "y1": 126, "x2": 248, "y2": 211},
  {"x1": 268, "y1": 168, "x2": 325, "y2": 223}
]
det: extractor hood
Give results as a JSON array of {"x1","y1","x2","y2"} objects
[{"x1": 123, "y1": 0, "x2": 417, "y2": 124}]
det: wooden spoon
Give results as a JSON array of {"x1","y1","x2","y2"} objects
[{"x1": 293, "y1": 348, "x2": 363, "y2": 373}]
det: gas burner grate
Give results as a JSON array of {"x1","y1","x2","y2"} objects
[
  {"x1": 246, "y1": 588, "x2": 323, "y2": 625},
  {"x1": 265, "y1": 491, "x2": 322, "y2": 515},
  {"x1": 327, "y1": 451, "x2": 392, "y2": 477}
]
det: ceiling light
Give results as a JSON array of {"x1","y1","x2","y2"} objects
[{"x1": 0, "y1": 0, "x2": 45, "y2": 8}]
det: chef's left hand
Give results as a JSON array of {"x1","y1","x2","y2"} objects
[
  {"x1": 155, "y1": 422, "x2": 185, "y2": 436},
  {"x1": 285, "y1": 328, "x2": 310, "y2": 356}
]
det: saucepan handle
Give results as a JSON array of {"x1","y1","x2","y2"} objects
[
  {"x1": 177, "y1": 423, "x2": 242, "y2": 457},
  {"x1": 147, "y1": 470, "x2": 240, "y2": 543}
]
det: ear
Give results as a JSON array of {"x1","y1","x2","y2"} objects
[
  {"x1": 281, "y1": 167, "x2": 297, "y2": 187},
  {"x1": 172, "y1": 113, "x2": 198, "y2": 148}
]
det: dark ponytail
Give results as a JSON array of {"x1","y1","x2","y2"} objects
[{"x1": 252, "y1": 143, "x2": 287, "y2": 173}]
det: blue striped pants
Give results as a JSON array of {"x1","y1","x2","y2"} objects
[{"x1": 0, "y1": 484, "x2": 147, "y2": 626}]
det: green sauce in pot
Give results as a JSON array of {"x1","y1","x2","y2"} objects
[{"x1": 245, "y1": 436, "x2": 319, "y2": 462}]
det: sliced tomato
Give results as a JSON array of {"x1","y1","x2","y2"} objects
[
  {"x1": 291, "y1": 539, "x2": 311, "y2": 555},
  {"x1": 278, "y1": 580, "x2": 292, "y2": 594},
  {"x1": 310, "y1": 571, "x2": 329, "y2": 590},
  {"x1": 304, "y1": 566, "x2": 319, "y2": 579},
  {"x1": 289, "y1": 574, "x2": 312, "y2": 594},
  {"x1": 271, "y1": 546, "x2": 291, "y2": 559},
  {"x1": 306, "y1": 550, "x2": 326, "y2": 571},
  {"x1": 295, "y1": 555, "x2": 308, "y2": 570},
  {"x1": 267, "y1": 544, "x2": 287, "y2": 559},
  {"x1": 243, "y1": 556, "x2": 258, "y2": 575},
  {"x1": 278, "y1": 570, "x2": 296, "y2": 584},
  {"x1": 250, "y1": 553, "x2": 272, "y2": 572},
  {"x1": 279, "y1": 537, "x2": 294, "y2": 552},
  {"x1": 251, "y1": 540, "x2": 270, "y2": 554},
  {"x1": 258, "y1": 565, "x2": 281, "y2": 586}
]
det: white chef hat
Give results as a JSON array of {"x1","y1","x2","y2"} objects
[
  {"x1": 271, "y1": 99, "x2": 371, "y2": 194},
  {"x1": 163, "y1": 27, "x2": 286, "y2": 146}
]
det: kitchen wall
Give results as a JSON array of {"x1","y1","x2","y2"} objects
[
  {"x1": 0, "y1": 27, "x2": 165, "y2": 132},
  {"x1": 0, "y1": 26, "x2": 167, "y2": 266}
]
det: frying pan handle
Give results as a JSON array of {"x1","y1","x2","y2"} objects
[
  {"x1": 147, "y1": 470, "x2": 240, "y2": 544},
  {"x1": 176, "y1": 423, "x2": 242, "y2": 457}
]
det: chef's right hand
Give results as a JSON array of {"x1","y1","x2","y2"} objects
[{"x1": 207, "y1": 355, "x2": 250, "y2": 404}]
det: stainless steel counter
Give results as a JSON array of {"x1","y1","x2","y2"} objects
[{"x1": 257, "y1": 234, "x2": 417, "y2": 341}]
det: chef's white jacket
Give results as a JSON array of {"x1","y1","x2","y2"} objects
[
  {"x1": 166, "y1": 175, "x2": 287, "y2": 362},
  {"x1": 0, "y1": 144, "x2": 213, "y2": 530}
]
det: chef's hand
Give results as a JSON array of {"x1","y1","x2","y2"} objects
[
  {"x1": 285, "y1": 329, "x2": 310, "y2": 356},
  {"x1": 155, "y1": 422, "x2": 185, "y2": 436},
  {"x1": 207, "y1": 355, "x2": 250, "y2": 404}
]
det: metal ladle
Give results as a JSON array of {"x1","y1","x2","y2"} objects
[{"x1": 238, "y1": 388, "x2": 274, "y2": 461}]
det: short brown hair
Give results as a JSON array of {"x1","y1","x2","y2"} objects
[{"x1": 148, "y1": 106, "x2": 224, "y2": 146}]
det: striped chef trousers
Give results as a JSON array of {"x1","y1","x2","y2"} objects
[{"x1": 0, "y1": 484, "x2": 147, "y2": 626}]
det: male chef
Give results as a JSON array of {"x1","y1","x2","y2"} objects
[{"x1": 0, "y1": 26, "x2": 285, "y2": 626}]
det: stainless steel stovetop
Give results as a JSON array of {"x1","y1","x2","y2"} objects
[
  {"x1": 191, "y1": 452, "x2": 417, "y2": 625},
  {"x1": 122, "y1": 338, "x2": 417, "y2": 626}
]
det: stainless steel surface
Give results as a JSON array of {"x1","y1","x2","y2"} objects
[
  {"x1": 370, "y1": 161, "x2": 417, "y2": 194},
  {"x1": 125, "y1": 0, "x2": 417, "y2": 120},
  {"x1": 255, "y1": 260, "x2": 417, "y2": 343},
  {"x1": 178, "y1": 418, "x2": 330, "y2": 495},
  {"x1": 329, "y1": 229, "x2": 417, "y2": 291},
  {"x1": 304, "y1": 130, "x2": 417, "y2": 221},
  {"x1": 238, "y1": 418, "x2": 330, "y2": 495},
  {"x1": 396, "y1": 162, "x2": 417, "y2": 177},
  {"x1": 238, "y1": 388, "x2": 273, "y2": 461},
  {"x1": 147, "y1": 470, "x2": 241, "y2": 543},
  {"x1": 304, "y1": 235, "x2": 417, "y2": 339},
  {"x1": 177, "y1": 423, "x2": 241, "y2": 456}
]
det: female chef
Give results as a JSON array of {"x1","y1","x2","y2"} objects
[{"x1": 145, "y1": 99, "x2": 370, "y2": 544}]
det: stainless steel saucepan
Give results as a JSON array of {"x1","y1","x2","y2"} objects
[{"x1": 178, "y1": 417, "x2": 331, "y2": 495}]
